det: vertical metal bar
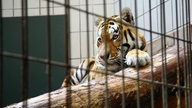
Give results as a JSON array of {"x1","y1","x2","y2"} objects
[
  {"x1": 186, "y1": 0, "x2": 192, "y2": 107},
  {"x1": 142, "y1": 0, "x2": 145, "y2": 37},
  {"x1": 171, "y1": 0, "x2": 174, "y2": 34},
  {"x1": 64, "y1": 0, "x2": 71, "y2": 107},
  {"x1": 79, "y1": 0, "x2": 82, "y2": 62},
  {"x1": 185, "y1": 0, "x2": 190, "y2": 107},
  {"x1": 103, "y1": 0, "x2": 109, "y2": 107},
  {"x1": 148, "y1": 0, "x2": 154, "y2": 108},
  {"x1": 189, "y1": 0, "x2": 192, "y2": 107},
  {"x1": 134, "y1": 0, "x2": 140, "y2": 107},
  {"x1": 12, "y1": 0, "x2": 14, "y2": 16},
  {"x1": 46, "y1": 0, "x2": 52, "y2": 107},
  {"x1": 39, "y1": 0, "x2": 41, "y2": 15},
  {"x1": 181, "y1": 0, "x2": 188, "y2": 108},
  {"x1": 52, "y1": 0, "x2": 54, "y2": 15},
  {"x1": 0, "y1": 0, "x2": 3, "y2": 107},
  {"x1": 91, "y1": 3, "x2": 95, "y2": 57},
  {"x1": 160, "y1": 0, "x2": 168, "y2": 107},
  {"x1": 163, "y1": 1, "x2": 168, "y2": 107},
  {"x1": 185, "y1": 0, "x2": 190, "y2": 108},
  {"x1": 21, "y1": 0, "x2": 29, "y2": 107},
  {"x1": 179, "y1": 0, "x2": 182, "y2": 27},
  {"x1": 156, "y1": 0, "x2": 160, "y2": 33},
  {"x1": 85, "y1": 0, "x2": 91, "y2": 107},
  {"x1": 118, "y1": 0, "x2": 126, "y2": 107},
  {"x1": 175, "y1": 0, "x2": 182, "y2": 107}
]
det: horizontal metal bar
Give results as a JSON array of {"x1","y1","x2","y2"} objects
[{"x1": 2, "y1": 51, "x2": 67, "y2": 68}]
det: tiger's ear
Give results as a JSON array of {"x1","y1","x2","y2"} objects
[
  {"x1": 120, "y1": 7, "x2": 135, "y2": 26},
  {"x1": 94, "y1": 17, "x2": 103, "y2": 27}
]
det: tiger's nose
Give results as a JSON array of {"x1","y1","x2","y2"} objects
[{"x1": 100, "y1": 54, "x2": 109, "y2": 60}]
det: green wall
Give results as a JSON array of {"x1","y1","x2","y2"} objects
[{"x1": 2, "y1": 15, "x2": 67, "y2": 106}]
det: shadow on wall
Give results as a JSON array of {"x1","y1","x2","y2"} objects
[{"x1": 2, "y1": 15, "x2": 67, "y2": 106}]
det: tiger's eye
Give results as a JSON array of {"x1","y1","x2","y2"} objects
[{"x1": 112, "y1": 35, "x2": 118, "y2": 40}]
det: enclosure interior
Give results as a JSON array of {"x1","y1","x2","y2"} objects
[{"x1": 1, "y1": 0, "x2": 192, "y2": 107}]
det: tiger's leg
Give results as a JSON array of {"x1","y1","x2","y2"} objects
[
  {"x1": 61, "y1": 58, "x2": 95, "y2": 88},
  {"x1": 125, "y1": 49, "x2": 150, "y2": 67}
]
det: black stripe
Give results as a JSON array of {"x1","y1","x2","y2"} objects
[
  {"x1": 85, "y1": 60, "x2": 95, "y2": 75},
  {"x1": 132, "y1": 44, "x2": 136, "y2": 49},
  {"x1": 122, "y1": 43, "x2": 130, "y2": 50},
  {"x1": 79, "y1": 60, "x2": 95, "y2": 82},
  {"x1": 70, "y1": 79, "x2": 76, "y2": 85},
  {"x1": 122, "y1": 43, "x2": 130, "y2": 57},
  {"x1": 128, "y1": 29, "x2": 135, "y2": 41},
  {"x1": 80, "y1": 60, "x2": 86, "y2": 81},
  {"x1": 113, "y1": 15, "x2": 118, "y2": 17},
  {"x1": 73, "y1": 60, "x2": 86, "y2": 83},
  {"x1": 75, "y1": 70, "x2": 81, "y2": 82},
  {"x1": 124, "y1": 30, "x2": 128, "y2": 43},
  {"x1": 140, "y1": 43, "x2": 146, "y2": 50}
]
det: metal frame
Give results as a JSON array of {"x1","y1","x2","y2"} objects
[{"x1": 0, "y1": 0, "x2": 192, "y2": 107}]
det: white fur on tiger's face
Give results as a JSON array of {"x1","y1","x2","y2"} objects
[{"x1": 61, "y1": 7, "x2": 150, "y2": 87}]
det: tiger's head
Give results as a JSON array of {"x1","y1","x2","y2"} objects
[{"x1": 94, "y1": 7, "x2": 147, "y2": 72}]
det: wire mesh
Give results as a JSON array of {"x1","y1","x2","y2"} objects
[{"x1": 0, "y1": 0, "x2": 192, "y2": 107}]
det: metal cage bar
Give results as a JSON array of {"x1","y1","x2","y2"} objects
[
  {"x1": 0, "y1": 0, "x2": 3, "y2": 107},
  {"x1": 175, "y1": 0, "x2": 182, "y2": 107},
  {"x1": 64, "y1": 0, "x2": 72, "y2": 108},
  {"x1": 134, "y1": 0, "x2": 141, "y2": 107},
  {"x1": 21, "y1": 0, "x2": 29, "y2": 107},
  {"x1": 1, "y1": 0, "x2": 192, "y2": 107},
  {"x1": 46, "y1": 0, "x2": 52, "y2": 107},
  {"x1": 186, "y1": 0, "x2": 192, "y2": 107},
  {"x1": 160, "y1": 0, "x2": 168, "y2": 107},
  {"x1": 148, "y1": 0, "x2": 155, "y2": 107}
]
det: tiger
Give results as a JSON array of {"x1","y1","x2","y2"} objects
[{"x1": 61, "y1": 7, "x2": 150, "y2": 88}]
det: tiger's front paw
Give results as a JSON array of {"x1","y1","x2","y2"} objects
[{"x1": 125, "y1": 49, "x2": 150, "y2": 67}]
